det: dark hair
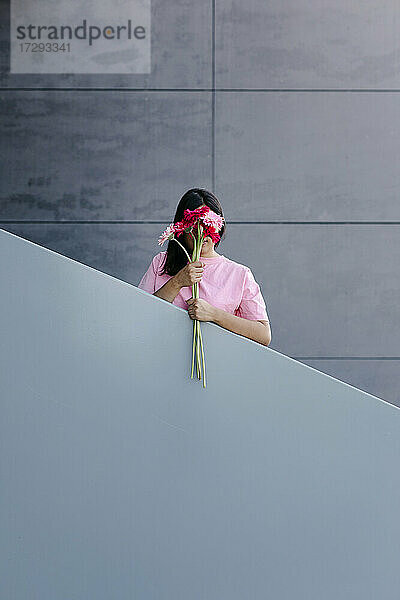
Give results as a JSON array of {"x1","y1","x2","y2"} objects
[{"x1": 158, "y1": 188, "x2": 226, "y2": 277}]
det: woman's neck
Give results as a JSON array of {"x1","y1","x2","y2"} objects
[{"x1": 200, "y1": 249, "x2": 219, "y2": 258}]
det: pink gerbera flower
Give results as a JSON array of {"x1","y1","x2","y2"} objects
[
  {"x1": 173, "y1": 220, "x2": 188, "y2": 238},
  {"x1": 181, "y1": 206, "x2": 209, "y2": 229},
  {"x1": 201, "y1": 209, "x2": 225, "y2": 232},
  {"x1": 203, "y1": 227, "x2": 221, "y2": 243},
  {"x1": 157, "y1": 223, "x2": 176, "y2": 246}
]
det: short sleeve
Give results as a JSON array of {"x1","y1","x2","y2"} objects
[
  {"x1": 235, "y1": 267, "x2": 270, "y2": 321},
  {"x1": 137, "y1": 254, "x2": 160, "y2": 293}
]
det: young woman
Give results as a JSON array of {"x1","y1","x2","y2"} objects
[{"x1": 138, "y1": 188, "x2": 272, "y2": 347}]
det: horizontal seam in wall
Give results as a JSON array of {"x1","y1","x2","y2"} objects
[
  {"x1": 2, "y1": 221, "x2": 400, "y2": 225},
  {"x1": 3, "y1": 88, "x2": 400, "y2": 92},
  {"x1": 294, "y1": 357, "x2": 400, "y2": 360}
]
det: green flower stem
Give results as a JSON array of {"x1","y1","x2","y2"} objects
[
  {"x1": 189, "y1": 230, "x2": 197, "y2": 256},
  {"x1": 196, "y1": 221, "x2": 207, "y2": 387},
  {"x1": 190, "y1": 317, "x2": 196, "y2": 379},
  {"x1": 196, "y1": 221, "x2": 204, "y2": 382},
  {"x1": 190, "y1": 233, "x2": 196, "y2": 379},
  {"x1": 186, "y1": 220, "x2": 208, "y2": 387},
  {"x1": 195, "y1": 318, "x2": 201, "y2": 379},
  {"x1": 171, "y1": 237, "x2": 191, "y2": 262},
  {"x1": 170, "y1": 232, "x2": 201, "y2": 379},
  {"x1": 191, "y1": 232, "x2": 201, "y2": 380},
  {"x1": 195, "y1": 226, "x2": 202, "y2": 380},
  {"x1": 198, "y1": 318, "x2": 207, "y2": 388}
]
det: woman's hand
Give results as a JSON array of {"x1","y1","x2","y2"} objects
[
  {"x1": 186, "y1": 297, "x2": 217, "y2": 322},
  {"x1": 173, "y1": 260, "x2": 204, "y2": 289}
]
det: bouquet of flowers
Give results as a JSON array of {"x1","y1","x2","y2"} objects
[{"x1": 158, "y1": 206, "x2": 225, "y2": 387}]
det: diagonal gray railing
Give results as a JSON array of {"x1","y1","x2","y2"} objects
[{"x1": 1, "y1": 227, "x2": 400, "y2": 599}]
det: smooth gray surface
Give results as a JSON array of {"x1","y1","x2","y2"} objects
[
  {"x1": 215, "y1": 0, "x2": 400, "y2": 88},
  {"x1": 1, "y1": 228, "x2": 400, "y2": 600},
  {"x1": 302, "y1": 359, "x2": 400, "y2": 409},
  {"x1": 0, "y1": 91, "x2": 212, "y2": 220},
  {"x1": 0, "y1": 0, "x2": 212, "y2": 88},
  {"x1": 215, "y1": 92, "x2": 400, "y2": 220}
]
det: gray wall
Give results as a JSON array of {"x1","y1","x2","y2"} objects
[
  {"x1": 2, "y1": 228, "x2": 400, "y2": 599},
  {"x1": 1, "y1": 0, "x2": 400, "y2": 406}
]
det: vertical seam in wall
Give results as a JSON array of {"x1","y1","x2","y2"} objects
[{"x1": 211, "y1": 0, "x2": 216, "y2": 192}]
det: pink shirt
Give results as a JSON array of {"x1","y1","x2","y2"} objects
[{"x1": 137, "y1": 251, "x2": 270, "y2": 321}]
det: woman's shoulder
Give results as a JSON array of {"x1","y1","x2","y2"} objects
[
  {"x1": 221, "y1": 254, "x2": 250, "y2": 275},
  {"x1": 153, "y1": 250, "x2": 166, "y2": 259},
  {"x1": 150, "y1": 250, "x2": 166, "y2": 263},
  {"x1": 151, "y1": 250, "x2": 164, "y2": 264},
  {"x1": 149, "y1": 250, "x2": 168, "y2": 275}
]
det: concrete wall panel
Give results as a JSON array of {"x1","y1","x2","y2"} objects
[
  {"x1": 216, "y1": 92, "x2": 400, "y2": 221},
  {"x1": 0, "y1": 0, "x2": 212, "y2": 88},
  {"x1": 216, "y1": 0, "x2": 400, "y2": 89},
  {"x1": 1, "y1": 228, "x2": 400, "y2": 599},
  {"x1": 0, "y1": 91, "x2": 212, "y2": 220}
]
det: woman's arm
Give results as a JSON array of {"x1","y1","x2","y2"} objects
[
  {"x1": 185, "y1": 298, "x2": 271, "y2": 347},
  {"x1": 213, "y1": 307, "x2": 271, "y2": 347},
  {"x1": 152, "y1": 277, "x2": 181, "y2": 303},
  {"x1": 152, "y1": 262, "x2": 204, "y2": 303}
]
